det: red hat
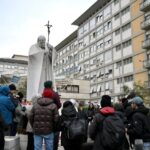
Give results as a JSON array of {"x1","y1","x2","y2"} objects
[{"x1": 42, "y1": 88, "x2": 53, "y2": 98}]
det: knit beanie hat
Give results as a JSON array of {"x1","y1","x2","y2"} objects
[
  {"x1": 44, "y1": 81, "x2": 53, "y2": 88},
  {"x1": 100, "y1": 95, "x2": 112, "y2": 107},
  {"x1": 42, "y1": 88, "x2": 53, "y2": 98}
]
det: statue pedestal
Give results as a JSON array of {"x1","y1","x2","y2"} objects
[{"x1": 4, "y1": 136, "x2": 20, "y2": 150}]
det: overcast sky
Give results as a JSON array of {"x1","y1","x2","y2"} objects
[{"x1": 0, "y1": 0, "x2": 96, "y2": 58}]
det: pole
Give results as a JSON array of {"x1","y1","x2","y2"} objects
[{"x1": 45, "y1": 21, "x2": 52, "y2": 43}]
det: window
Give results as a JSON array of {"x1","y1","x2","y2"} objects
[
  {"x1": 123, "y1": 57, "x2": 132, "y2": 65},
  {"x1": 90, "y1": 31, "x2": 97, "y2": 41},
  {"x1": 124, "y1": 75, "x2": 133, "y2": 82},
  {"x1": 105, "y1": 39, "x2": 111, "y2": 46},
  {"x1": 116, "y1": 61, "x2": 122, "y2": 68},
  {"x1": 121, "y1": 7, "x2": 130, "y2": 16},
  {"x1": 105, "y1": 82, "x2": 109, "y2": 90},
  {"x1": 104, "y1": 6, "x2": 111, "y2": 18},
  {"x1": 104, "y1": 21, "x2": 112, "y2": 31},
  {"x1": 84, "y1": 36, "x2": 89, "y2": 46},
  {"x1": 115, "y1": 29, "x2": 120, "y2": 35},
  {"x1": 96, "y1": 14, "x2": 103, "y2": 23},
  {"x1": 117, "y1": 78, "x2": 122, "y2": 84},
  {"x1": 84, "y1": 49, "x2": 89, "y2": 58},
  {"x1": 108, "y1": 21, "x2": 112, "y2": 29},
  {"x1": 122, "y1": 40, "x2": 131, "y2": 48},
  {"x1": 114, "y1": 0, "x2": 119, "y2": 5},
  {"x1": 105, "y1": 50, "x2": 112, "y2": 60},
  {"x1": 122, "y1": 23, "x2": 131, "y2": 32},
  {"x1": 78, "y1": 39, "x2": 84, "y2": 48},
  {"x1": 97, "y1": 26, "x2": 103, "y2": 36},
  {"x1": 116, "y1": 44, "x2": 121, "y2": 51},
  {"x1": 90, "y1": 45, "x2": 97, "y2": 53},
  {"x1": 66, "y1": 85, "x2": 79, "y2": 93},
  {"x1": 97, "y1": 40, "x2": 104, "y2": 49},
  {"x1": 83, "y1": 23, "x2": 89, "y2": 34},
  {"x1": 114, "y1": 13, "x2": 120, "y2": 20},
  {"x1": 78, "y1": 27, "x2": 84, "y2": 37},
  {"x1": 90, "y1": 18, "x2": 95, "y2": 29}
]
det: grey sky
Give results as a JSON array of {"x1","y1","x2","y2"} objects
[{"x1": 0, "y1": 0, "x2": 96, "y2": 58}]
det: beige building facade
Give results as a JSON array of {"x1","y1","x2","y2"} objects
[{"x1": 54, "y1": 0, "x2": 150, "y2": 102}]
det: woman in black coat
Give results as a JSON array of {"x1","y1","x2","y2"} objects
[{"x1": 59, "y1": 101, "x2": 84, "y2": 150}]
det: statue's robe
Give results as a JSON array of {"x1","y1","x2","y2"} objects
[{"x1": 27, "y1": 43, "x2": 56, "y2": 100}]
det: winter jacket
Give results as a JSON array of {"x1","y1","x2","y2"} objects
[
  {"x1": 29, "y1": 97, "x2": 59, "y2": 135},
  {"x1": 42, "y1": 88, "x2": 61, "y2": 109},
  {"x1": 0, "y1": 86, "x2": 15, "y2": 125},
  {"x1": 89, "y1": 107, "x2": 122, "y2": 150},
  {"x1": 59, "y1": 102, "x2": 78, "y2": 147},
  {"x1": 127, "y1": 105, "x2": 150, "y2": 143}
]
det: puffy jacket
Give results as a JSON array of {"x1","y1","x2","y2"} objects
[
  {"x1": 30, "y1": 97, "x2": 59, "y2": 135},
  {"x1": 127, "y1": 105, "x2": 150, "y2": 142},
  {"x1": 0, "y1": 86, "x2": 15, "y2": 125},
  {"x1": 60, "y1": 101, "x2": 77, "y2": 146}
]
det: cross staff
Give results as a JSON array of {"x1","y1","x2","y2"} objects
[{"x1": 45, "y1": 21, "x2": 52, "y2": 43}]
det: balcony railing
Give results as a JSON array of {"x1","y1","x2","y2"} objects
[
  {"x1": 142, "y1": 38, "x2": 150, "y2": 49},
  {"x1": 144, "y1": 59, "x2": 150, "y2": 68},
  {"x1": 140, "y1": 0, "x2": 150, "y2": 12},
  {"x1": 141, "y1": 18, "x2": 150, "y2": 30},
  {"x1": 144, "y1": 80, "x2": 150, "y2": 89}
]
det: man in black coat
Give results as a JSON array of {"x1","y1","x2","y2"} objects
[
  {"x1": 89, "y1": 95, "x2": 123, "y2": 150},
  {"x1": 126, "y1": 96, "x2": 150, "y2": 150}
]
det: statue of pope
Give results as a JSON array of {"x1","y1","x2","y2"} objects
[{"x1": 27, "y1": 35, "x2": 56, "y2": 100}]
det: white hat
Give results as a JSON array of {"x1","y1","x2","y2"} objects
[{"x1": 69, "y1": 99, "x2": 76, "y2": 106}]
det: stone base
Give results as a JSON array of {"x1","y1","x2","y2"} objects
[
  {"x1": 4, "y1": 136, "x2": 20, "y2": 150},
  {"x1": 19, "y1": 134, "x2": 27, "y2": 150}
]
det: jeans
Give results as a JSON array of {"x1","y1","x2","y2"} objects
[
  {"x1": 143, "y1": 142, "x2": 150, "y2": 150},
  {"x1": 53, "y1": 132, "x2": 59, "y2": 150},
  {"x1": 34, "y1": 133, "x2": 54, "y2": 150}
]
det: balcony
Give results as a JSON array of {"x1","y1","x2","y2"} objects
[
  {"x1": 140, "y1": 0, "x2": 150, "y2": 12},
  {"x1": 144, "y1": 59, "x2": 150, "y2": 68},
  {"x1": 141, "y1": 18, "x2": 150, "y2": 30},
  {"x1": 144, "y1": 80, "x2": 150, "y2": 89},
  {"x1": 142, "y1": 38, "x2": 150, "y2": 49}
]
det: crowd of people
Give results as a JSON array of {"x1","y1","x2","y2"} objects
[{"x1": 0, "y1": 81, "x2": 150, "y2": 150}]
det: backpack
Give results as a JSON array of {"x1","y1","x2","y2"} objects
[
  {"x1": 65, "y1": 117, "x2": 87, "y2": 142},
  {"x1": 100, "y1": 114, "x2": 125, "y2": 149}
]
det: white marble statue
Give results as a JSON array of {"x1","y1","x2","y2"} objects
[{"x1": 27, "y1": 35, "x2": 56, "y2": 100}]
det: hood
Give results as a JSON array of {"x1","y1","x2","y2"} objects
[
  {"x1": 62, "y1": 104, "x2": 77, "y2": 118},
  {"x1": 100, "y1": 107, "x2": 115, "y2": 115},
  {"x1": 37, "y1": 97, "x2": 53, "y2": 106},
  {"x1": 0, "y1": 86, "x2": 10, "y2": 96},
  {"x1": 42, "y1": 88, "x2": 54, "y2": 98},
  {"x1": 135, "y1": 105, "x2": 149, "y2": 115}
]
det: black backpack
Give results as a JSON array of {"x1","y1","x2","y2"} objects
[
  {"x1": 100, "y1": 114, "x2": 125, "y2": 149},
  {"x1": 65, "y1": 117, "x2": 88, "y2": 142}
]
